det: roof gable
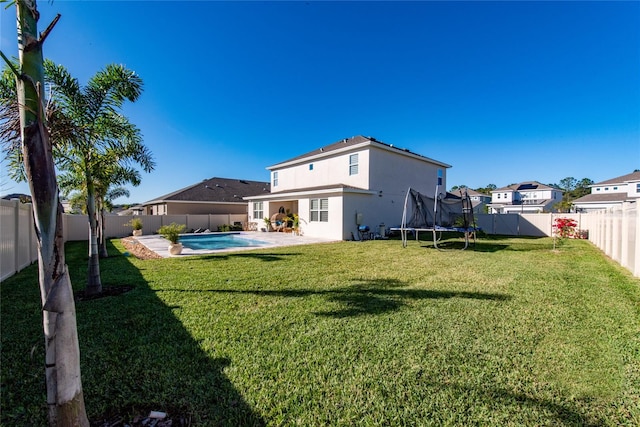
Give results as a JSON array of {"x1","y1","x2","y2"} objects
[{"x1": 268, "y1": 135, "x2": 451, "y2": 169}]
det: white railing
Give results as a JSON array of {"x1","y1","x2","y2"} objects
[{"x1": 2, "y1": 201, "x2": 638, "y2": 280}]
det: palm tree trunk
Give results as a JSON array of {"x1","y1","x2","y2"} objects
[
  {"x1": 85, "y1": 180, "x2": 102, "y2": 296},
  {"x1": 15, "y1": 1, "x2": 89, "y2": 425},
  {"x1": 99, "y1": 206, "x2": 109, "y2": 258}
]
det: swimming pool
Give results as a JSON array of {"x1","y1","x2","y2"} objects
[{"x1": 179, "y1": 233, "x2": 269, "y2": 250}]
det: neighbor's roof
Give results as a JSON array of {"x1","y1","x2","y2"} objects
[
  {"x1": 493, "y1": 181, "x2": 558, "y2": 192},
  {"x1": 572, "y1": 193, "x2": 632, "y2": 204},
  {"x1": 268, "y1": 135, "x2": 451, "y2": 169},
  {"x1": 456, "y1": 188, "x2": 490, "y2": 198},
  {"x1": 142, "y1": 177, "x2": 270, "y2": 205},
  {"x1": 592, "y1": 171, "x2": 640, "y2": 186}
]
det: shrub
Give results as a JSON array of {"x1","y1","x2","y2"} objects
[
  {"x1": 127, "y1": 217, "x2": 143, "y2": 230},
  {"x1": 157, "y1": 223, "x2": 186, "y2": 244}
]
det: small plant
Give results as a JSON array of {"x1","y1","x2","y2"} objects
[
  {"x1": 127, "y1": 217, "x2": 143, "y2": 230},
  {"x1": 157, "y1": 223, "x2": 186, "y2": 244},
  {"x1": 263, "y1": 217, "x2": 272, "y2": 231},
  {"x1": 553, "y1": 217, "x2": 578, "y2": 249}
]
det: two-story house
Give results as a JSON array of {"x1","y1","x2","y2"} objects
[
  {"x1": 487, "y1": 181, "x2": 563, "y2": 214},
  {"x1": 245, "y1": 135, "x2": 452, "y2": 240},
  {"x1": 464, "y1": 188, "x2": 492, "y2": 214},
  {"x1": 572, "y1": 171, "x2": 640, "y2": 212}
]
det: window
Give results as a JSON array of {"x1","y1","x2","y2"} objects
[
  {"x1": 273, "y1": 171, "x2": 278, "y2": 187},
  {"x1": 349, "y1": 154, "x2": 359, "y2": 175},
  {"x1": 637, "y1": 183, "x2": 640, "y2": 192},
  {"x1": 497, "y1": 194, "x2": 501, "y2": 199},
  {"x1": 613, "y1": 186, "x2": 618, "y2": 190},
  {"x1": 596, "y1": 188, "x2": 601, "y2": 191},
  {"x1": 310, "y1": 198, "x2": 329, "y2": 222},
  {"x1": 309, "y1": 164, "x2": 314, "y2": 171},
  {"x1": 253, "y1": 201, "x2": 263, "y2": 220}
]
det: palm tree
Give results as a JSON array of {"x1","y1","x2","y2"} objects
[
  {"x1": 44, "y1": 60, "x2": 153, "y2": 296},
  {"x1": 0, "y1": 2, "x2": 89, "y2": 425},
  {"x1": 59, "y1": 158, "x2": 146, "y2": 258}
]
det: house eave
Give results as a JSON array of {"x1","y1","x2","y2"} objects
[
  {"x1": 141, "y1": 200, "x2": 248, "y2": 207},
  {"x1": 266, "y1": 140, "x2": 451, "y2": 170},
  {"x1": 245, "y1": 186, "x2": 375, "y2": 201}
]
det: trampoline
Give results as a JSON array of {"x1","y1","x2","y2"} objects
[{"x1": 393, "y1": 186, "x2": 479, "y2": 250}]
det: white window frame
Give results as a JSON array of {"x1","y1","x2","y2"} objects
[
  {"x1": 349, "y1": 154, "x2": 359, "y2": 176},
  {"x1": 253, "y1": 201, "x2": 263, "y2": 220},
  {"x1": 273, "y1": 171, "x2": 278, "y2": 187},
  {"x1": 310, "y1": 198, "x2": 329, "y2": 222}
]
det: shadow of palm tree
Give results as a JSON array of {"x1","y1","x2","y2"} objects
[
  {"x1": 161, "y1": 277, "x2": 510, "y2": 318},
  {"x1": 74, "y1": 241, "x2": 266, "y2": 425},
  {"x1": 190, "y1": 252, "x2": 302, "y2": 263},
  {"x1": 420, "y1": 379, "x2": 603, "y2": 426}
]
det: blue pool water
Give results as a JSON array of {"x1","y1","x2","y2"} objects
[{"x1": 179, "y1": 233, "x2": 268, "y2": 250}]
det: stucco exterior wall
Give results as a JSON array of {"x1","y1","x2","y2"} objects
[
  {"x1": 368, "y1": 147, "x2": 447, "y2": 199},
  {"x1": 271, "y1": 148, "x2": 370, "y2": 193},
  {"x1": 342, "y1": 193, "x2": 404, "y2": 240},
  {"x1": 296, "y1": 194, "x2": 344, "y2": 240}
]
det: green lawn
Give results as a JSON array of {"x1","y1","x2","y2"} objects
[{"x1": 2, "y1": 236, "x2": 639, "y2": 426}]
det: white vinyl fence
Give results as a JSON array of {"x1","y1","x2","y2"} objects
[
  {"x1": 477, "y1": 205, "x2": 640, "y2": 277},
  {"x1": 2, "y1": 200, "x2": 639, "y2": 280},
  {"x1": 1, "y1": 199, "x2": 38, "y2": 282},
  {"x1": 0, "y1": 203, "x2": 247, "y2": 281}
]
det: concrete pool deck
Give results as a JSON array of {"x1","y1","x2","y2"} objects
[{"x1": 133, "y1": 231, "x2": 339, "y2": 258}]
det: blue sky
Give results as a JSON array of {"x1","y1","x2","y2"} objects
[{"x1": 1, "y1": 1, "x2": 639, "y2": 203}]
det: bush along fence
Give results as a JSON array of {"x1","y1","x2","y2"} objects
[{"x1": 1, "y1": 200, "x2": 639, "y2": 279}]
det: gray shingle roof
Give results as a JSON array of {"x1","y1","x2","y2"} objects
[
  {"x1": 593, "y1": 171, "x2": 640, "y2": 186},
  {"x1": 572, "y1": 193, "x2": 630, "y2": 204},
  {"x1": 143, "y1": 177, "x2": 270, "y2": 205},
  {"x1": 269, "y1": 135, "x2": 451, "y2": 168},
  {"x1": 494, "y1": 181, "x2": 557, "y2": 192}
]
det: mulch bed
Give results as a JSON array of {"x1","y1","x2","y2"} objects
[
  {"x1": 120, "y1": 237, "x2": 163, "y2": 260},
  {"x1": 75, "y1": 284, "x2": 135, "y2": 301}
]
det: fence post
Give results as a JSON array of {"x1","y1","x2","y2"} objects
[
  {"x1": 611, "y1": 207, "x2": 621, "y2": 263},
  {"x1": 620, "y1": 205, "x2": 629, "y2": 269},
  {"x1": 635, "y1": 206, "x2": 640, "y2": 277}
]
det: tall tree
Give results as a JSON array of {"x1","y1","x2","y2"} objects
[
  {"x1": 558, "y1": 177, "x2": 578, "y2": 192},
  {"x1": 44, "y1": 60, "x2": 150, "y2": 296},
  {"x1": 1, "y1": 1, "x2": 89, "y2": 425},
  {"x1": 59, "y1": 157, "x2": 147, "y2": 258}
]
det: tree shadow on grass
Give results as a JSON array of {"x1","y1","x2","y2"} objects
[
  {"x1": 189, "y1": 252, "x2": 303, "y2": 263},
  {"x1": 0, "y1": 241, "x2": 266, "y2": 426},
  {"x1": 164, "y1": 278, "x2": 511, "y2": 318},
  {"x1": 409, "y1": 234, "x2": 551, "y2": 253},
  {"x1": 422, "y1": 379, "x2": 603, "y2": 427}
]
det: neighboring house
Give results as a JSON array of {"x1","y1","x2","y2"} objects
[
  {"x1": 487, "y1": 181, "x2": 563, "y2": 214},
  {"x1": 1, "y1": 193, "x2": 31, "y2": 203},
  {"x1": 141, "y1": 177, "x2": 270, "y2": 215},
  {"x1": 572, "y1": 171, "x2": 640, "y2": 212},
  {"x1": 461, "y1": 188, "x2": 491, "y2": 214},
  {"x1": 245, "y1": 135, "x2": 452, "y2": 240}
]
